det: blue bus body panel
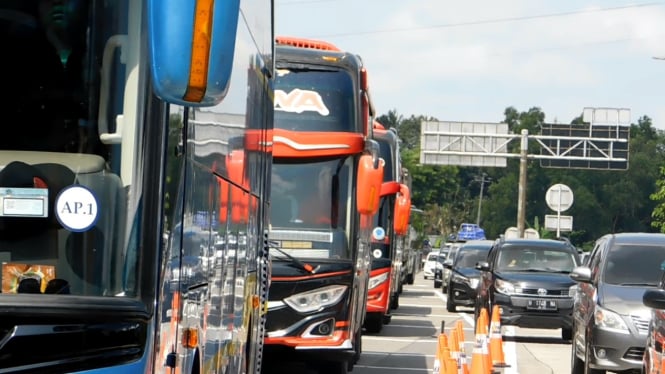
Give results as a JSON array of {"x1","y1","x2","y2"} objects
[{"x1": 148, "y1": 0, "x2": 241, "y2": 106}]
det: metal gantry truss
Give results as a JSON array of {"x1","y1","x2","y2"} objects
[{"x1": 420, "y1": 112, "x2": 630, "y2": 237}]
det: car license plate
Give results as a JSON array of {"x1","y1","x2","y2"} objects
[{"x1": 526, "y1": 299, "x2": 557, "y2": 310}]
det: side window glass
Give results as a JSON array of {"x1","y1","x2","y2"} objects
[
  {"x1": 486, "y1": 246, "x2": 495, "y2": 266},
  {"x1": 588, "y1": 241, "x2": 604, "y2": 281}
]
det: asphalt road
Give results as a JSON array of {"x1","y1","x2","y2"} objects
[{"x1": 262, "y1": 269, "x2": 573, "y2": 374}]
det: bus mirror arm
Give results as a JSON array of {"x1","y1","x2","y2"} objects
[{"x1": 364, "y1": 139, "x2": 381, "y2": 169}]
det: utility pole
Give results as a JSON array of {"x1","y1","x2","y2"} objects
[
  {"x1": 474, "y1": 173, "x2": 491, "y2": 225},
  {"x1": 517, "y1": 129, "x2": 529, "y2": 237}
]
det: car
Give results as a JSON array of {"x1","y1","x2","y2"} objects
[
  {"x1": 571, "y1": 233, "x2": 665, "y2": 374},
  {"x1": 434, "y1": 242, "x2": 463, "y2": 291},
  {"x1": 433, "y1": 247, "x2": 450, "y2": 288},
  {"x1": 475, "y1": 237, "x2": 579, "y2": 340},
  {"x1": 423, "y1": 252, "x2": 445, "y2": 280},
  {"x1": 444, "y1": 240, "x2": 493, "y2": 312},
  {"x1": 643, "y1": 257, "x2": 665, "y2": 374}
]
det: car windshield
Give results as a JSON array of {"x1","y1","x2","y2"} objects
[
  {"x1": 455, "y1": 248, "x2": 489, "y2": 268},
  {"x1": 497, "y1": 246, "x2": 576, "y2": 272},
  {"x1": 603, "y1": 244, "x2": 665, "y2": 286}
]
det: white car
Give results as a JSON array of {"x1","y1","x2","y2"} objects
[{"x1": 423, "y1": 252, "x2": 442, "y2": 279}]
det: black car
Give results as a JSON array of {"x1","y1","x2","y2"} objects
[
  {"x1": 475, "y1": 237, "x2": 579, "y2": 340},
  {"x1": 444, "y1": 240, "x2": 493, "y2": 312}
]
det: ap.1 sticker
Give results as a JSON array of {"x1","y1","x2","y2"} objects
[{"x1": 55, "y1": 185, "x2": 99, "y2": 232}]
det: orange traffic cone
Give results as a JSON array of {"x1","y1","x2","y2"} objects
[
  {"x1": 468, "y1": 343, "x2": 488, "y2": 374},
  {"x1": 443, "y1": 352, "x2": 458, "y2": 374},
  {"x1": 476, "y1": 308, "x2": 491, "y2": 374},
  {"x1": 434, "y1": 333, "x2": 449, "y2": 374},
  {"x1": 455, "y1": 320, "x2": 468, "y2": 369},
  {"x1": 489, "y1": 305, "x2": 509, "y2": 369}
]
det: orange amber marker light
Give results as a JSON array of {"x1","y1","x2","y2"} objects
[
  {"x1": 182, "y1": 328, "x2": 199, "y2": 349},
  {"x1": 252, "y1": 295, "x2": 260, "y2": 309},
  {"x1": 183, "y1": 0, "x2": 214, "y2": 102}
]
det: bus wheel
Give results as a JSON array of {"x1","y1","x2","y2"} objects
[
  {"x1": 352, "y1": 328, "x2": 362, "y2": 365},
  {"x1": 364, "y1": 313, "x2": 383, "y2": 333},
  {"x1": 390, "y1": 295, "x2": 399, "y2": 310},
  {"x1": 318, "y1": 361, "x2": 348, "y2": 374}
]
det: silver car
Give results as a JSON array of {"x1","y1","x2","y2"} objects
[{"x1": 570, "y1": 233, "x2": 665, "y2": 373}]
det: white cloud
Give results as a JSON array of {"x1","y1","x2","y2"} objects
[{"x1": 276, "y1": 1, "x2": 665, "y2": 127}]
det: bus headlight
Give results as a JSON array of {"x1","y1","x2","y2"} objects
[
  {"x1": 368, "y1": 272, "x2": 389, "y2": 290},
  {"x1": 284, "y1": 285, "x2": 347, "y2": 313}
]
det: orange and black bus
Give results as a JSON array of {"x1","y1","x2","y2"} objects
[
  {"x1": 0, "y1": 1, "x2": 273, "y2": 373},
  {"x1": 264, "y1": 37, "x2": 383, "y2": 374},
  {"x1": 364, "y1": 122, "x2": 411, "y2": 333}
]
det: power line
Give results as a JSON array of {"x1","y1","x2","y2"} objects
[{"x1": 314, "y1": 2, "x2": 665, "y2": 38}]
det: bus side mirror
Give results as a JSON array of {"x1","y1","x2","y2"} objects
[
  {"x1": 148, "y1": 0, "x2": 241, "y2": 106},
  {"x1": 356, "y1": 154, "x2": 384, "y2": 216},
  {"x1": 393, "y1": 184, "x2": 411, "y2": 235}
]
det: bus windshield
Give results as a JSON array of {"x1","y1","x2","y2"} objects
[
  {"x1": 0, "y1": 1, "x2": 142, "y2": 299},
  {"x1": 269, "y1": 157, "x2": 352, "y2": 259},
  {"x1": 274, "y1": 68, "x2": 355, "y2": 133}
]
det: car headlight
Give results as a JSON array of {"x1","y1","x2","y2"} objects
[
  {"x1": 494, "y1": 279, "x2": 516, "y2": 295},
  {"x1": 368, "y1": 272, "x2": 389, "y2": 290},
  {"x1": 283, "y1": 285, "x2": 348, "y2": 313},
  {"x1": 594, "y1": 305, "x2": 629, "y2": 332},
  {"x1": 469, "y1": 278, "x2": 480, "y2": 289},
  {"x1": 452, "y1": 274, "x2": 480, "y2": 289}
]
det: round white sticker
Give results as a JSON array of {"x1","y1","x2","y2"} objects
[
  {"x1": 55, "y1": 185, "x2": 99, "y2": 232},
  {"x1": 372, "y1": 227, "x2": 386, "y2": 241},
  {"x1": 373, "y1": 249, "x2": 383, "y2": 259}
]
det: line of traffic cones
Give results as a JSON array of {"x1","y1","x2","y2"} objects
[{"x1": 432, "y1": 305, "x2": 509, "y2": 374}]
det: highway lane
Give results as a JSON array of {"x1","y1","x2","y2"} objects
[
  {"x1": 357, "y1": 272, "x2": 573, "y2": 374},
  {"x1": 262, "y1": 270, "x2": 573, "y2": 373}
]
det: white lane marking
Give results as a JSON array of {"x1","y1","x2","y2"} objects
[
  {"x1": 503, "y1": 326, "x2": 519, "y2": 374},
  {"x1": 363, "y1": 336, "x2": 438, "y2": 343}
]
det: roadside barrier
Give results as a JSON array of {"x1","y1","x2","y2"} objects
[{"x1": 432, "y1": 306, "x2": 510, "y2": 374}]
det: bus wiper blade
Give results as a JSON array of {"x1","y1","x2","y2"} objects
[{"x1": 269, "y1": 241, "x2": 319, "y2": 274}]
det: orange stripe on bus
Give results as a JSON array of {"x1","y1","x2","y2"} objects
[
  {"x1": 264, "y1": 330, "x2": 350, "y2": 347},
  {"x1": 271, "y1": 270, "x2": 351, "y2": 282}
]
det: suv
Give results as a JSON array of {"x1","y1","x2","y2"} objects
[
  {"x1": 572, "y1": 233, "x2": 665, "y2": 374},
  {"x1": 444, "y1": 240, "x2": 493, "y2": 312},
  {"x1": 475, "y1": 237, "x2": 579, "y2": 340}
]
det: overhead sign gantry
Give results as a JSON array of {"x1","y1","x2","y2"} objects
[{"x1": 419, "y1": 107, "x2": 630, "y2": 237}]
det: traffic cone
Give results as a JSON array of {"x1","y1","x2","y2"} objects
[
  {"x1": 443, "y1": 352, "x2": 458, "y2": 374},
  {"x1": 455, "y1": 320, "x2": 468, "y2": 370},
  {"x1": 476, "y1": 308, "x2": 491, "y2": 374},
  {"x1": 449, "y1": 329, "x2": 460, "y2": 363},
  {"x1": 434, "y1": 333, "x2": 449, "y2": 374},
  {"x1": 489, "y1": 305, "x2": 509, "y2": 369},
  {"x1": 468, "y1": 343, "x2": 488, "y2": 374}
]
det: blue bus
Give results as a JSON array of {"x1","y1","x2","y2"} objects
[{"x1": 0, "y1": 0, "x2": 273, "y2": 372}]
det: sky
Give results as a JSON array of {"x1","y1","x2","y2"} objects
[{"x1": 274, "y1": 0, "x2": 665, "y2": 128}]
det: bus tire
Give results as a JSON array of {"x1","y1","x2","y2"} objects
[{"x1": 318, "y1": 361, "x2": 348, "y2": 374}]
